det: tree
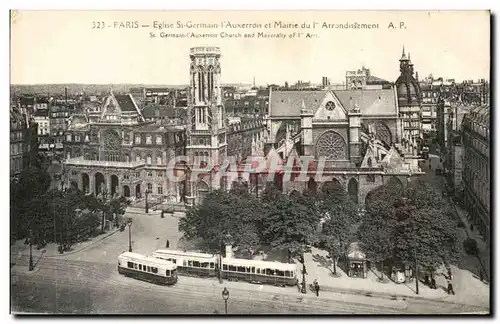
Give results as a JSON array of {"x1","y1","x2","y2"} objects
[
  {"x1": 261, "y1": 182, "x2": 283, "y2": 203},
  {"x1": 262, "y1": 195, "x2": 319, "y2": 262},
  {"x1": 359, "y1": 180, "x2": 461, "y2": 277},
  {"x1": 179, "y1": 189, "x2": 265, "y2": 254},
  {"x1": 319, "y1": 182, "x2": 360, "y2": 275}
]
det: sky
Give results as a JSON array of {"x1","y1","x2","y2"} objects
[{"x1": 10, "y1": 10, "x2": 490, "y2": 85}]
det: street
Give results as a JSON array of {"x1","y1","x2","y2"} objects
[
  {"x1": 11, "y1": 255, "x2": 487, "y2": 314},
  {"x1": 10, "y1": 190, "x2": 489, "y2": 315}
]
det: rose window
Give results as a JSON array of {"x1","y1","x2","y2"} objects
[
  {"x1": 325, "y1": 101, "x2": 335, "y2": 111},
  {"x1": 316, "y1": 131, "x2": 347, "y2": 160},
  {"x1": 103, "y1": 129, "x2": 121, "y2": 151}
]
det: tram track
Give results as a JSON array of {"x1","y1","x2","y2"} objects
[{"x1": 12, "y1": 256, "x2": 413, "y2": 314}]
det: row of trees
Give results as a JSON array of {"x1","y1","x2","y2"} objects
[
  {"x1": 11, "y1": 166, "x2": 128, "y2": 250},
  {"x1": 179, "y1": 180, "x2": 361, "y2": 271},
  {"x1": 359, "y1": 180, "x2": 461, "y2": 277},
  {"x1": 179, "y1": 178, "x2": 461, "y2": 277}
]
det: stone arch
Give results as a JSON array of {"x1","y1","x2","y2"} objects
[
  {"x1": 123, "y1": 185, "x2": 131, "y2": 198},
  {"x1": 387, "y1": 176, "x2": 403, "y2": 190},
  {"x1": 196, "y1": 180, "x2": 210, "y2": 204},
  {"x1": 94, "y1": 172, "x2": 105, "y2": 195},
  {"x1": 70, "y1": 181, "x2": 79, "y2": 191},
  {"x1": 135, "y1": 183, "x2": 141, "y2": 198},
  {"x1": 307, "y1": 177, "x2": 318, "y2": 195},
  {"x1": 348, "y1": 178, "x2": 358, "y2": 204},
  {"x1": 315, "y1": 131, "x2": 347, "y2": 160},
  {"x1": 110, "y1": 174, "x2": 119, "y2": 197},
  {"x1": 321, "y1": 178, "x2": 344, "y2": 196},
  {"x1": 82, "y1": 173, "x2": 90, "y2": 194},
  {"x1": 289, "y1": 190, "x2": 301, "y2": 199},
  {"x1": 373, "y1": 122, "x2": 392, "y2": 146},
  {"x1": 274, "y1": 172, "x2": 284, "y2": 191}
]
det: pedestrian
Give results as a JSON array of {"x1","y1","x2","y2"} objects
[
  {"x1": 424, "y1": 275, "x2": 430, "y2": 286},
  {"x1": 166, "y1": 240, "x2": 170, "y2": 248},
  {"x1": 314, "y1": 280, "x2": 320, "y2": 297},
  {"x1": 431, "y1": 277, "x2": 436, "y2": 289},
  {"x1": 447, "y1": 268, "x2": 452, "y2": 280},
  {"x1": 447, "y1": 280, "x2": 455, "y2": 295},
  {"x1": 161, "y1": 210, "x2": 165, "y2": 218}
]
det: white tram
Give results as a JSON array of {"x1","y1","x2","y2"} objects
[
  {"x1": 117, "y1": 252, "x2": 178, "y2": 285},
  {"x1": 221, "y1": 257, "x2": 298, "y2": 287},
  {"x1": 152, "y1": 250, "x2": 218, "y2": 277}
]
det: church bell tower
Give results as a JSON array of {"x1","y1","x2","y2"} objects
[{"x1": 186, "y1": 47, "x2": 227, "y2": 167}]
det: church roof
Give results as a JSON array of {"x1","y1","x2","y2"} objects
[
  {"x1": 114, "y1": 94, "x2": 137, "y2": 112},
  {"x1": 269, "y1": 90, "x2": 328, "y2": 117},
  {"x1": 334, "y1": 89, "x2": 397, "y2": 116},
  {"x1": 366, "y1": 75, "x2": 391, "y2": 85}
]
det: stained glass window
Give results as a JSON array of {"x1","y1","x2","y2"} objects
[
  {"x1": 316, "y1": 131, "x2": 347, "y2": 160},
  {"x1": 325, "y1": 101, "x2": 335, "y2": 111}
]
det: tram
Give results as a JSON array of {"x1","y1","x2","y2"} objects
[
  {"x1": 152, "y1": 249, "x2": 218, "y2": 277},
  {"x1": 221, "y1": 257, "x2": 298, "y2": 287},
  {"x1": 117, "y1": 252, "x2": 178, "y2": 285}
]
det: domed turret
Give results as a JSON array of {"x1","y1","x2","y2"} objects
[{"x1": 395, "y1": 47, "x2": 421, "y2": 106}]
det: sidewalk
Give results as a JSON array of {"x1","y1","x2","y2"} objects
[
  {"x1": 452, "y1": 204, "x2": 490, "y2": 280},
  {"x1": 10, "y1": 227, "x2": 121, "y2": 262},
  {"x1": 303, "y1": 247, "x2": 489, "y2": 308}
]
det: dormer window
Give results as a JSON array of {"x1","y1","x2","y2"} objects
[{"x1": 325, "y1": 101, "x2": 335, "y2": 111}]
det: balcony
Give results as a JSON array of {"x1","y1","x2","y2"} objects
[{"x1": 63, "y1": 157, "x2": 145, "y2": 169}]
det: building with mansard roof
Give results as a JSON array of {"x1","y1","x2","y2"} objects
[
  {"x1": 62, "y1": 48, "x2": 266, "y2": 207},
  {"x1": 63, "y1": 88, "x2": 187, "y2": 204},
  {"x1": 461, "y1": 104, "x2": 490, "y2": 243}
]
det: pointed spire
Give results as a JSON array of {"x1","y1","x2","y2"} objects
[
  {"x1": 408, "y1": 52, "x2": 414, "y2": 66},
  {"x1": 400, "y1": 46, "x2": 408, "y2": 61}
]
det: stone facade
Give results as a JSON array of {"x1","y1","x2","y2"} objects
[{"x1": 461, "y1": 105, "x2": 490, "y2": 243}]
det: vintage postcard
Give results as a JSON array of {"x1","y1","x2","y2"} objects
[{"x1": 9, "y1": 10, "x2": 490, "y2": 315}]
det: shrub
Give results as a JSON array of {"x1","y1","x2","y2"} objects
[{"x1": 463, "y1": 238, "x2": 478, "y2": 255}]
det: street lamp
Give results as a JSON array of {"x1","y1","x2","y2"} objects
[
  {"x1": 414, "y1": 238, "x2": 419, "y2": 295},
  {"x1": 301, "y1": 255, "x2": 307, "y2": 294},
  {"x1": 145, "y1": 189, "x2": 151, "y2": 213},
  {"x1": 28, "y1": 229, "x2": 34, "y2": 271},
  {"x1": 128, "y1": 218, "x2": 133, "y2": 252},
  {"x1": 221, "y1": 287, "x2": 229, "y2": 314}
]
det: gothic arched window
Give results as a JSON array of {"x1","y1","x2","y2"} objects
[
  {"x1": 146, "y1": 154, "x2": 152, "y2": 165},
  {"x1": 156, "y1": 153, "x2": 162, "y2": 165},
  {"x1": 374, "y1": 122, "x2": 392, "y2": 146},
  {"x1": 316, "y1": 131, "x2": 347, "y2": 160},
  {"x1": 207, "y1": 65, "x2": 214, "y2": 101},
  {"x1": 325, "y1": 101, "x2": 335, "y2": 111}
]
